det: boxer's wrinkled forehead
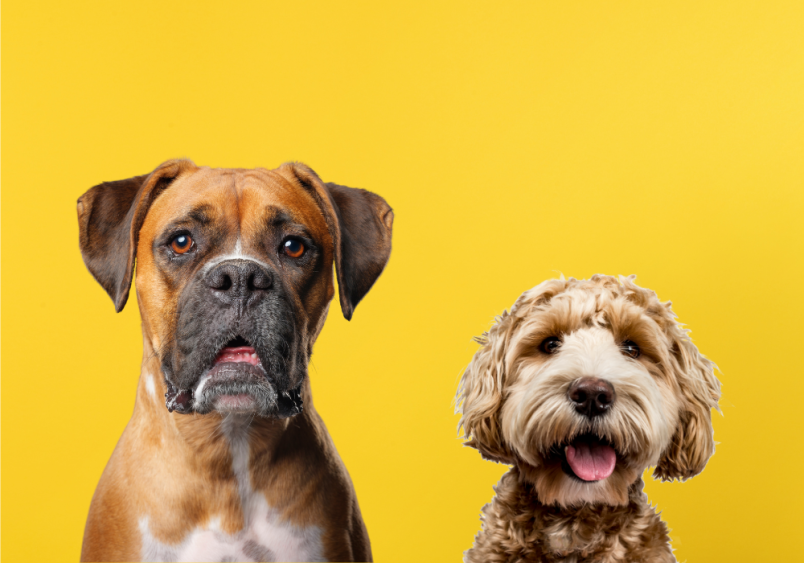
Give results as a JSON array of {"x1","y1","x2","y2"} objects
[
  {"x1": 140, "y1": 167, "x2": 333, "y2": 255},
  {"x1": 78, "y1": 158, "x2": 392, "y2": 318}
]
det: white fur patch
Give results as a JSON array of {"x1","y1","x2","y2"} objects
[
  {"x1": 139, "y1": 415, "x2": 326, "y2": 562},
  {"x1": 193, "y1": 372, "x2": 212, "y2": 406},
  {"x1": 145, "y1": 372, "x2": 156, "y2": 398},
  {"x1": 201, "y1": 238, "x2": 272, "y2": 276}
]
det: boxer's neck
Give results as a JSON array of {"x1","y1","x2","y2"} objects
[{"x1": 134, "y1": 335, "x2": 314, "y2": 475}]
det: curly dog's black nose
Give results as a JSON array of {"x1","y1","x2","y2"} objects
[{"x1": 568, "y1": 377, "x2": 615, "y2": 418}]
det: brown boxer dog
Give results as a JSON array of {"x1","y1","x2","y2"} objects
[{"x1": 77, "y1": 159, "x2": 393, "y2": 562}]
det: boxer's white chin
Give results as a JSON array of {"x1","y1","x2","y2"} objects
[
  {"x1": 214, "y1": 394, "x2": 258, "y2": 412},
  {"x1": 194, "y1": 372, "x2": 212, "y2": 399}
]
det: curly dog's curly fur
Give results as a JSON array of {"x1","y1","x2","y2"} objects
[{"x1": 456, "y1": 275, "x2": 720, "y2": 562}]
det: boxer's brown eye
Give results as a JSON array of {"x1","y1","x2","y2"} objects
[
  {"x1": 540, "y1": 336, "x2": 562, "y2": 354},
  {"x1": 170, "y1": 234, "x2": 194, "y2": 254},
  {"x1": 282, "y1": 237, "x2": 306, "y2": 258},
  {"x1": 622, "y1": 340, "x2": 640, "y2": 359}
]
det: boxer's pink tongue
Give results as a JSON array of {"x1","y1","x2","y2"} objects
[
  {"x1": 214, "y1": 346, "x2": 260, "y2": 366},
  {"x1": 566, "y1": 442, "x2": 617, "y2": 481}
]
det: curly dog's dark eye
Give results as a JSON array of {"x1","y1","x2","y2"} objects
[
  {"x1": 621, "y1": 340, "x2": 640, "y2": 359},
  {"x1": 540, "y1": 336, "x2": 562, "y2": 354}
]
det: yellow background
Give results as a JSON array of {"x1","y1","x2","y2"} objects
[{"x1": 3, "y1": 1, "x2": 802, "y2": 561}]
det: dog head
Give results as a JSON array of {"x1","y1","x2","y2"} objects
[
  {"x1": 78, "y1": 159, "x2": 393, "y2": 417},
  {"x1": 457, "y1": 275, "x2": 720, "y2": 506}
]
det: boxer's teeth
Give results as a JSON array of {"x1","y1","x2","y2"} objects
[{"x1": 212, "y1": 346, "x2": 261, "y2": 367}]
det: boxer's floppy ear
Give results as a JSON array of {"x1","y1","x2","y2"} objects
[
  {"x1": 325, "y1": 181, "x2": 394, "y2": 319},
  {"x1": 278, "y1": 163, "x2": 393, "y2": 320},
  {"x1": 77, "y1": 159, "x2": 195, "y2": 312}
]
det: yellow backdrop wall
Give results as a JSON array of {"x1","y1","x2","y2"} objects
[{"x1": 3, "y1": 1, "x2": 802, "y2": 561}]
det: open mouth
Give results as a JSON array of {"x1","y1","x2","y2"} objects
[
  {"x1": 559, "y1": 433, "x2": 618, "y2": 482},
  {"x1": 195, "y1": 335, "x2": 269, "y2": 412},
  {"x1": 165, "y1": 333, "x2": 303, "y2": 418},
  {"x1": 213, "y1": 335, "x2": 263, "y2": 367}
]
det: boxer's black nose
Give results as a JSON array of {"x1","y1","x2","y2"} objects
[
  {"x1": 206, "y1": 259, "x2": 273, "y2": 305},
  {"x1": 568, "y1": 377, "x2": 615, "y2": 418}
]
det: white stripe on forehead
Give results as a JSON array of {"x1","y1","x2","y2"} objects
[{"x1": 201, "y1": 237, "x2": 273, "y2": 275}]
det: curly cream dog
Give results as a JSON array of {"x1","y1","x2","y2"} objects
[{"x1": 456, "y1": 275, "x2": 720, "y2": 562}]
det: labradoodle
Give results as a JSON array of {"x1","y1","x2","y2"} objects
[{"x1": 456, "y1": 275, "x2": 720, "y2": 562}]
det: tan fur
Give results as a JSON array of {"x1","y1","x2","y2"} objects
[
  {"x1": 457, "y1": 275, "x2": 720, "y2": 562},
  {"x1": 79, "y1": 160, "x2": 389, "y2": 561},
  {"x1": 468, "y1": 470, "x2": 674, "y2": 563},
  {"x1": 84, "y1": 348, "x2": 366, "y2": 561}
]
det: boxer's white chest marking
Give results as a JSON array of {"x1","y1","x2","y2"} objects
[{"x1": 139, "y1": 415, "x2": 326, "y2": 562}]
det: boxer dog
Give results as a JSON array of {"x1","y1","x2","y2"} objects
[{"x1": 77, "y1": 159, "x2": 393, "y2": 562}]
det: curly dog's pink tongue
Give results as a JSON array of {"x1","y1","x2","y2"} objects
[{"x1": 566, "y1": 442, "x2": 616, "y2": 481}]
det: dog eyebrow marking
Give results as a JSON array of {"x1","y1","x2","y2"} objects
[
  {"x1": 188, "y1": 204, "x2": 214, "y2": 225},
  {"x1": 159, "y1": 205, "x2": 216, "y2": 244},
  {"x1": 258, "y1": 208, "x2": 316, "y2": 247},
  {"x1": 266, "y1": 208, "x2": 295, "y2": 227}
]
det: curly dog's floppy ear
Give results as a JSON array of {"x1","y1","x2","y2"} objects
[
  {"x1": 278, "y1": 163, "x2": 393, "y2": 320},
  {"x1": 77, "y1": 160, "x2": 196, "y2": 312},
  {"x1": 457, "y1": 312, "x2": 517, "y2": 464},
  {"x1": 457, "y1": 279, "x2": 570, "y2": 464},
  {"x1": 654, "y1": 324, "x2": 721, "y2": 481}
]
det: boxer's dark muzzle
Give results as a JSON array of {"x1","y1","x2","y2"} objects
[{"x1": 160, "y1": 258, "x2": 307, "y2": 417}]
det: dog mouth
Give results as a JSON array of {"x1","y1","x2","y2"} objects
[
  {"x1": 195, "y1": 336, "x2": 269, "y2": 411},
  {"x1": 557, "y1": 433, "x2": 618, "y2": 482},
  {"x1": 165, "y1": 334, "x2": 304, "y2": 418},
  {"x1": 212, "y1": 336, "x2": 263, "y2": 369}
]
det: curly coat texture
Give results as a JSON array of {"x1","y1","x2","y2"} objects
[
  {"x1": 469, "y1": 470, "x2": 674, "y2": 563},
  {"x1": 457, "y1": 275, "x2": 721, "y2": 562}
]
